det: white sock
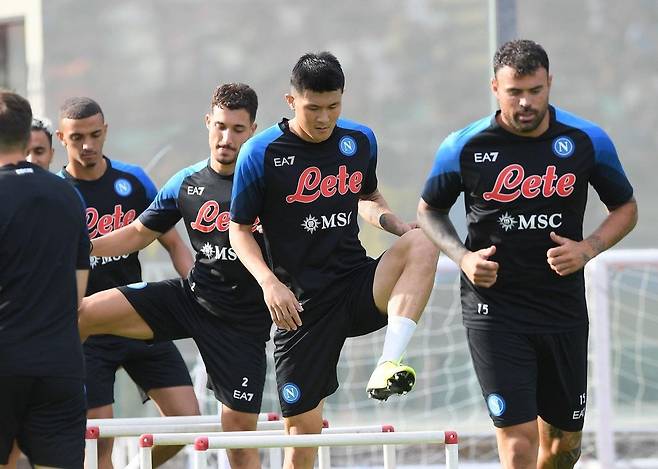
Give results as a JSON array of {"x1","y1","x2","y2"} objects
[{"x1": 377, "y1": 315, "x2": 417, "y2": 365}]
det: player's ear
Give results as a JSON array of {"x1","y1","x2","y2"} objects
[
  {"x1": 55, "y1": 130, "x2": 65, "y2": 146},
  {"x1": 204, "y1": 113, "x2": 211, "y2": 129},
  {"x1": 285, "y1": 93, "x2": 295, "y2": 111},
  {"x1": 491, "y1": 76, "x2": 498, "y2": 94}
]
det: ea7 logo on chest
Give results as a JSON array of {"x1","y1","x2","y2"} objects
[
  {"x1": 274, "y1": 155, "x2": 295, "y2": 167},
  {"x1": 474, "y1": 151, "x2": 499, "y2": 163},
  {"x1": 187, "y1": 186, "x2": 205, "y2": 195}
]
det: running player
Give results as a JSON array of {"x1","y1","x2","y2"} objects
[
  {"x1": 0, "y1": 90, "x2": 90, "y2": 469},
  {"x1": 229, "y1": 52, "x2": 439, "y2": 468},
  {"x1": 77, "y1": 83, "x2": 270, "y2": 469},
  {"x1": 417, "y1": 39, "x2": 638, "y2": 468},
  {"x1": 27, "y1": 117, "x2": 55, "y2": 170},
  {"x1": 56, "y1": 97, "x2": 199, "y2": 469}
]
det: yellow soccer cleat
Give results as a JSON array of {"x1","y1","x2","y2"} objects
[{"x1": 366, "y1": 361, "x2": 416, "y2": 401}]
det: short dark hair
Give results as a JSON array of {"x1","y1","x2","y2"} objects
[
  {"x1": 0, "y1": 89, "x2": 32, "y2": 152},
  {"x1": 211, "y1": 83, "x2": 258, "y2": 122},
  {"x1": 290, "y1": 52, "x2": 345, "y2": 93},
  {"x1": 31, "y1": 117, "x2": 53, "y2": 146},
  {"x1": 493, "y1": 39, "x2": 549, "y2": 76},
  {"x1": 59, "y1": 96, "x2": 104, "y2": 120}
]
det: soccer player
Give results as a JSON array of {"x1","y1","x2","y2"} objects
[
  {"x1": 0, "y1": 90, "x2": 90, "y2": 468},
  {"x1": 417, "y1": 39, "x2": 638, "y2": 468},
  {"x1": 56, "y1": 97, "x2": 199, "y2": 469},
  {"x1": 229, "y1": 52, "x2": 439, "y2": 468},
  {"x1": 77, "y1": 83, "x2": 269, "y2": 468},
  {"x1": 27, "y1": 117, "x2": 55, "y2": 170}
]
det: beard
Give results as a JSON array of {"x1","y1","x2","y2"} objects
[{"x1": 509, "y1": 106, "x2": 548, "y2": 133}]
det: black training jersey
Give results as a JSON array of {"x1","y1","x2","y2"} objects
[
  {"x1": 421, "y1": 106, "x2": 634, "y2": 332},
  {"x1": 0, "y1": 162, "x2": 89, "y2": 378},
  {"x1": 231, "y1": 118, "x2": 377, "y2": 305},
  {"x1": 59, "y1": 157, "x2": 157, "y2": 295},
  {"x1": 139, "y1": 159, "x2": 270, "y2": 339}
]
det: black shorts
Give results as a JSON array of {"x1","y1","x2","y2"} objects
[
  {"x1": 467, "y1": 326, "x2": 589, "y2": 431},
  {"x1": 0, "y1": 376, "x2": 85, "y2": 467},
  {"x1": 274, "y1": 257, "x2": 387, "y2": 417},
  {"x1": 119, "y1": 278, "x2": 268, "y2": 414},
  {"x1": 84, "y1": 334, "x2": 192, "y2": 409}
]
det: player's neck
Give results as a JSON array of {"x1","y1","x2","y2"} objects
[
  {"x1": 0, "y1": 151, "x2": 27, "y2": 167},
  {"x1": 288, "y1": 118, "x2": 326, "y2": 143},
  {"x1": 209, "y1": 158, "x2": 235, "y2": 176},
  {"x1": 66, "y1": 157, "x2": 107, "y2": 181}
]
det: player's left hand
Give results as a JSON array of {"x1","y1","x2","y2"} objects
[{"x1": 546, "y1": 231, "x2": 595, "y2": 276}]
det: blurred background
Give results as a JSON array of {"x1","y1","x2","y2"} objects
[{"x1": 2, "y1": 0, "x2": 656, "y2": 467}]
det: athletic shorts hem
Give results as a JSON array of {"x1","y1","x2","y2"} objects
[
  {"x1": 492, "y1": 415, "x2": 537, "y2": 429},
  {"x1": 280, "y1": 386, "x2": 338, "y2": 419}
]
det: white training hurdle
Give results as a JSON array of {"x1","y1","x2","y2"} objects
[
  {"x1": 84, "y1": 413, "x2": 281, "y2": 469},
  {"x1": 136, "y1": 428, "x2": 459, "y2": 469}
]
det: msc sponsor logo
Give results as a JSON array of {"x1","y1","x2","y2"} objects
[
  {"x1": 498, "y1": 212, "x2": 563, "y2": 231},
  {"x1": 274, "y1": 155, "x2": 295, "y2": 167},
  {"x1": 286, "y1": 165, "x2": 363, "y2": 204},
  {"x1": 339, "y1": 136, "x2": 357, "y2": 157},
  {"x1": 487, "y1": 393, "x2": 506, "y2": 417},
  {"x1": 483, "y1": 164, "x2": 576, "y2": 203},
  {"x1": 199, "y1": 242, "x2": 238, "y2": 261},
  {"x1": 301, "y1": 211, "x2": 353, "y2": 234},
  {"x1": 114, "y1": 178, "x2": 133, "y2": 197},
  {"x1": 552, "y1": 136, "x2": 575, "y2": 158},
  {"x1": 89, "y1": 254, "x2": 130, "y2": 269},
  {"x1": 281, "y1": 383, "x2": 301, "y2": 404},
  {"x1": 474, "y1": 151, "x2": 499, "y2": 163}
]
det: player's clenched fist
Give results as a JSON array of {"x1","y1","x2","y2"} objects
[
  {"x1": 546, "y1": 231, "x2": 594, "y2": 276},
  {"x1": 260, "y1": 276, "x2": 303, "y2": 331},
  {"x1": 460, "y1": 245, "x2": 499, "y2": 288}
]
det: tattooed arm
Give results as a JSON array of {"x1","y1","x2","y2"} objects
[
  {"x1": 358, "y1": 189, "x2": 414, "y2": 237},
  {"x1": 547, "y1": 197, "x2": 638, "y2": 276}
]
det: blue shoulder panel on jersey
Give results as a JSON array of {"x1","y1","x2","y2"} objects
[
  {"x1": 231, "y1": 124, "x2": 283, "y2": 224},
  {"x1": 233, "y1": 124, "x2": 281, "y2": 193},
  {"x1": 152, "y1": 159, "x2": 207, "y2": 211},
  {"x1": 337, "y1": 118, "x2": 377, "y2": 159},
  {"x1": 110, "y1": 159, "x2": 158, "y2": 201},
  {"x1": 555, "y1": 107, "x2": 624, "y2": 173},
  {"x1": 429, "y1": 115, "x2": 492, "y2": 177}
]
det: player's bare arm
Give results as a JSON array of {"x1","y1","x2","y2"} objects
[
  {"x1": 91, "y1": 219, "x2": 160, "y2": 257},
  {"x1": 158, "y1": 227, "x2": 194, "y2": 277},
  {"x1": 358, "y1": 189, "x2": 414, "y2": 236},
  {"x1": 229, "y1": 220, "x2": 302, "y2": 331},
  {"x1": 547, "y1": 197, "x2": 638, "y2": 276},
  {"x1": 417, "y1": 199, "x2": 499, "y2": 287}
]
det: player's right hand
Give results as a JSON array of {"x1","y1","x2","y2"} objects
[
  {"x1": 260, "y1": 276, "x2": 303, "y2": 331},
  {"x1": 460, "y1": 246, "x2": 499, "y2": 288}
]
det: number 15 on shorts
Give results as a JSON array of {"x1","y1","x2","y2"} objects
[{"x1": 477, "y1": 303, "x2": 489, "y2": 315}]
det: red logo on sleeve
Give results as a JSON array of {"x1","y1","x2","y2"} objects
[
  {"x1": 286, "y1": 165, "x2": 363, "y2": 204},
  {"x1": 483, "y1": 164, "x2": 576, "y2": 203}
]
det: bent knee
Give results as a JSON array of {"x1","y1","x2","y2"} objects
[{"x1": 403, "y1": 229, "x2": 439, "y2": 265}]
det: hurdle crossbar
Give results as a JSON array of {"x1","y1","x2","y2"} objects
[
  {"x1": 87, "y1": 411, "x2": 278, "y2": 427},
  {"x1": 137, "y1": 429, "x2": 459, "y2": 469}
]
